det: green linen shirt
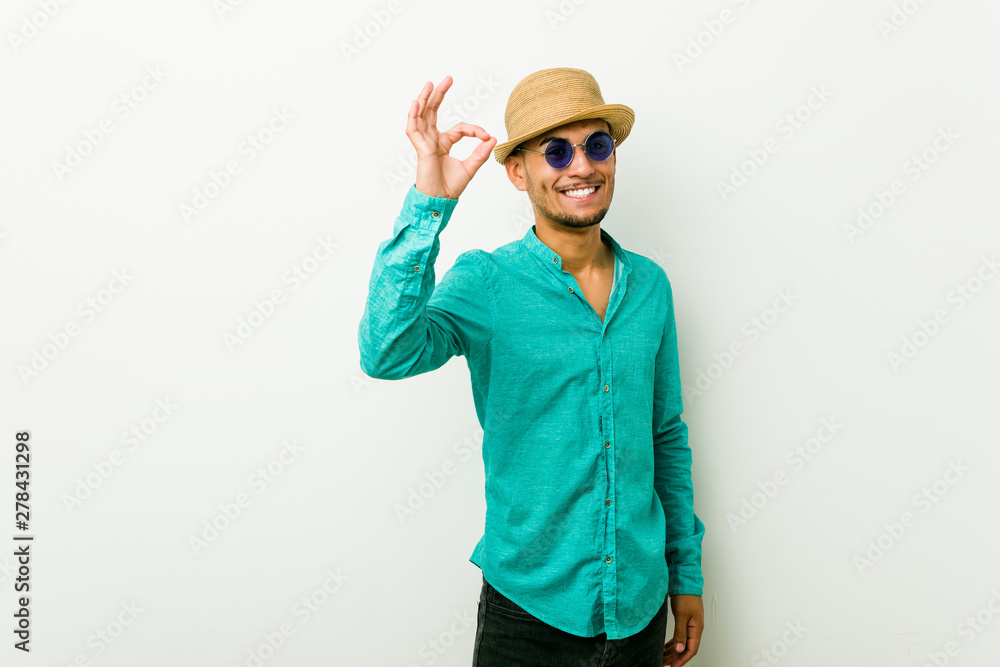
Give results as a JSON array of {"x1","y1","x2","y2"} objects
[{"x1": 358, "y1": 184, "x2": 705, "y2": 639}]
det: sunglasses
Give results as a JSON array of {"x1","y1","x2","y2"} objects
[{"x1": 516, "y1": 130, "x2": 615, "y2": 169}]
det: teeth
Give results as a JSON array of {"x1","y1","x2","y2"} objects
[{"x1": 563, "y1": 186, "x2": 596, "y2": 198}]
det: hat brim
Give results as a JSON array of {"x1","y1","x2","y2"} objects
[{"x1": 492, "y1": 104, "x2": 635, "y2": 165}]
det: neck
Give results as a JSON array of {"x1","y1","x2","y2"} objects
[{"x1": 534, "y1": 221, "x2": 613, "y2": 275}]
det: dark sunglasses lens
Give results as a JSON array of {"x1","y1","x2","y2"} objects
[
  {"x1": 585, "y1": 132, "x2": 614, "y2": 162},
  {"x1": 543, "y1": 139, "x2": 574, "y2": 169}
]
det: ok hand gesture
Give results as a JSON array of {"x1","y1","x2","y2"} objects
[{"x1": 406, "y1": 76, "x2": 498, "y2": 200}]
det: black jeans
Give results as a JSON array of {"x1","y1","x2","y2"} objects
[{"x1": 472, "y1": 575, "x2": 670, "y2": 667}]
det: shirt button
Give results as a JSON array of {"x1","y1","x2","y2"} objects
[
  {"x1": 568, "y1": 287, "x2": 574, "y2": 293},
  {"x1": 605, "y1": 556, "x2": 613, "y2": 564},
  {"x1": 552, "y1": 257, "x2": 558, "y2": 263},
  {"x1": 413, "y1": 265, "x2": 421, "y2": 272},
  {"x1": 604, "y1": 385, "x2": 609, "y2": 392},
  {"x1": 431, "y1": 211, "x2": 440, "y2": 218},
  {"x1": 605, "y1": 498, "x2": 611, "y2": 506},
  {"x1": 605, "y1": 441, "x2": 610, "y2": 448}
]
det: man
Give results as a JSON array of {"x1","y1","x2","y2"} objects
[{"x1": 359, "y1": 68, "x2": 705, "y2": 667}]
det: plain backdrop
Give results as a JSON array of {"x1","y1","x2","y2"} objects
[{"x1": 2, "y1": 0, "x2": 999, "y2": 665}]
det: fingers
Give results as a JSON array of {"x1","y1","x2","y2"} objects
[
  {"x1": 432, "y1": 122, "x2": 493, "y2": 157},
  {"x1": 671, "y1": 609, "x2": 690, "y2": 655},
  {"x1": 662, "y1": 645, "x2": 691, "y2": 667},
  {"x1": 671, "y1": 630, "x2": 687, "y2": 657},
  {"x1": 663, "y1": 620, "x2": 702, "y2": 667},
  {"x1": 405, "y1": 98, "x2": 419, "y2": 135},
  {"x1": 664, "y1": 616, "x2": 690, "y2": 666},
  {"x1": 424, "y1": 75, "x2": 452, "y2": 114},
  {"x1": 407, "y1": 81, "x2": 432, "y2": 134},
  {"x1": 662, "y1": 642, "x2": 681, "y2": 667},
  {"x1": 411, "y1": 80, "x2": 433, "y2": 120},
  {"x1": 440, "y1": 122, "x2": 492, "y2": 144},
  {"x1": 407, "y1": 76, "x2": 454, "y2": 143},
  {"x1": 460, "y1": 135, "x2": 498, "y2": 175},
  {"x1": 406, "y1": 78, "x2": 496, "y2": 173},
  {"x1": 685, "y1": 618, "x2": 702, "y2": 656},
  {"x1": 414, "y1": 75, "x2": 451, "y2": 127}
]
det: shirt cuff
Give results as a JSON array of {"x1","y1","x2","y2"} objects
[
  {"x1": 668, "y1": 560, "x2": 705, "y2": 597},
  {"x1": 400, "y1": 184, "x2": 460, "y2": 232},
  {"x1": 666, "y1": 513, "x2": 706, "y2": 596}
]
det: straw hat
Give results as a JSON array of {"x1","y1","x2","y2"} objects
[{"x1": 492, "y1": 67, "x2": 635, "y2": 165}]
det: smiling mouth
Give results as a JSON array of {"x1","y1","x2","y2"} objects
[{"x1": 559, "y1": 185, "x2": 599, "y2": 201}]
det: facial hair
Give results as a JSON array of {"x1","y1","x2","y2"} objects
[{"x1": 525, "y1": 170, "x2": 611, "y2": 229}]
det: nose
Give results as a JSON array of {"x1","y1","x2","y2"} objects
[{"x1": 564, "y1": 143, "x2": 595, "y2": 178}]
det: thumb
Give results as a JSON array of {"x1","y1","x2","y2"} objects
[
  {"x1": 462, "y1": 136, "x2": 498, "y2": 175},
  {"x1": 672, "y1": 622, "x2": 688, "y2": 654}
]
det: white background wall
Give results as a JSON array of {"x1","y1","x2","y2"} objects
[{"x1": 2, "y1": 0, "x2": 999, "y2": 665}]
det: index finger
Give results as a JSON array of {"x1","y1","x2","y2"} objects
[
  {"x1": 424, "y1": 75, "x2": 453, "y2": 112},
  {"x1": 416, "y1": 75, "x2": 453, "y2": 123},
  {"x1": 440, "y1": 122, "x2": 491, "y2": 143},
  {"x1": 417, "y1": 76, "x2": 451, "y2": 132},
  {"x1": 683, "y1": 630, "x2": 701, "y2": 660}
]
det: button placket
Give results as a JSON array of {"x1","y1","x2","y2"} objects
[{"x1": 599, "y1": 328, "x2": 617, "y2": 620}]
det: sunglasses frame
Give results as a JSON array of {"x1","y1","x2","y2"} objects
[{"x1": 515, "y1": 130, "x2": 615, "y2": 169}]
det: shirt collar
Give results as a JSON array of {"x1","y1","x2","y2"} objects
[{"x1": 519, "y1": 224, "x2": 632, "y2": 277}]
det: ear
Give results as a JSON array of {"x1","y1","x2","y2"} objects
[{"x1": 505, "y1": 153, "x2": 527, "y2": 192}]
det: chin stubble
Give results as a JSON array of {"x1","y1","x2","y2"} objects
[{"x1": 526, "y1": 174, "x2": 612, "y2": 229}]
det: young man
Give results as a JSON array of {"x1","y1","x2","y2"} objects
[{"x1": 359, "y1": 68, "x2": 705, "y2": 667}]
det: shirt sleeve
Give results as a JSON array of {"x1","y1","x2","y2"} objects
[
  {"x1": 358, "y1": 184, "x2": 492, "y2": 380},
  {"x1": 652, "y1": 275, "x2": 706, "y2": 597}
]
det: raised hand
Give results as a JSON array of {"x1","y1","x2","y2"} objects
[{"x1": 406, "y1": 75, "x2": 498, "y2": 200}]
